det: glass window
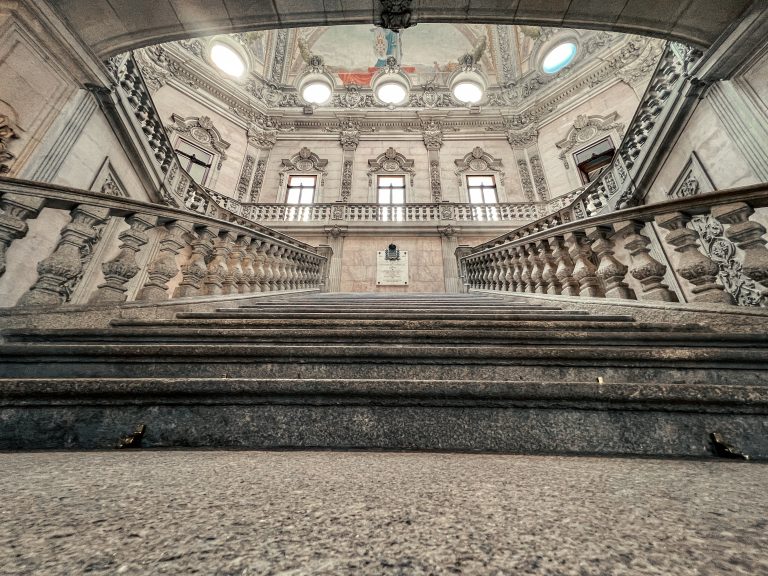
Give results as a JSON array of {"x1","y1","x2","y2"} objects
[
  {"x1": 467, "y1": 175, "x2": 498, "y2": 204},
  {"x1": 377, "y1": 175, "x2": 406, "y2": 204},
  {"x1": 286, "y1": 175, "x2": 317, "y2": 204},
  {"x1": 175, "y1": 139, "x2": 214, "y2": 186},
  {"x1": 574, "y1": 137, "x2": 615, "y2": 184}
]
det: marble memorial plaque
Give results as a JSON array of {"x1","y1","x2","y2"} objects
[{"x1": 376, "y1": 250, "x2": 409, "y2": 286}]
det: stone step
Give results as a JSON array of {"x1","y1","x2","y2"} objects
[
  {"x1": 1, "y1": 326, "x2": 722, "y2": 344},
  {"x1": 1, "y1": 377, "x2": 765, "y2": 457},
  {"x1": 175, "y1": 311, "x2": 619, "y2": 321},
  {"x1": 107, "y1": 318, "x2": 704, "y2": 333},
  {"x1": 1, "y1": 341, "x2": 766, "y2": 385}
]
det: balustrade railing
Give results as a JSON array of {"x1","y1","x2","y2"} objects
[
  {"x1": 475, "y1": 43, "x2": 698, "y2": 254},
  {"x1": 459, "y1": 184, "x2": 768, "y2": 308},
  {"x1": 0, "y1": 177, "x2": 328, "y2": 308}
]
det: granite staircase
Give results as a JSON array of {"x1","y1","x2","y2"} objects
[{"x1": 1, "y1": 292, "x2": 767, "y2": 458}]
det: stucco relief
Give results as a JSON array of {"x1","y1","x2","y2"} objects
[
  {"x1": 556, "y1": 112, "x2": 624, "y2": 169},
  {"x1": 0, "y1": 114, "x2": 19, "y2": 174},
  {"x1": 168, "y1": 114, "x2": 231, "y2": 167}
]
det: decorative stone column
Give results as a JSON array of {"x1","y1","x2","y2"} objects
[
  {"x1": 586, "y1": 226, "x2": 635, "y2": 300},
  {"x1": 137, "y1": 220, "x2": 193, "y2": 301},
  {"x1": 204, "y1": 231, "x2": 235, "y2": 295},
  {"x1": 565, "y1": 231, "x2": 603, "y2": 297},
  {"x1": 438, "y1": 225, "x2": 461, "y2": 293},
  {"x1": 656, "y1": 212, "x2": 733, "y2": 303},
  {"x1": 90, "y1": 213, "x2": 158, "y2": 303},
  {"x1": 0, "y1": 194, "x2": 45, "y2": 277},
  {"x1": 420, "y1": 119, "x2": 444, "y2": 202},
  {"x1": 222, "y1": 235, "x2": 249, "y2": 295},
  {"x1": 238, "y1": 238, "x2": 255, "y2": 293},
  {"x1": 19, "y1": 205, "x2": 110, "y2": 306},
  {"x1": 537, "y1": 239, "x2": 561, "y2": 295},
  {"x1": 328, "y1": 118, "x2": 364, "y2": 203},
  {"x1": 613, "y1": 220, "x2": 677, "y2": 302},
  {"x1": 245, "y1": 118, "x2": 278, "y2": 204},
  {"x1": 174, "y1": 226, "x2": 217, "y2": 298},
  {"x1": 550, "y1": 236, "x2": 579, "y2": 296}
]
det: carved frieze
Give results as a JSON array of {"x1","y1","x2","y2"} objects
[
  {"x1": 430, "y1": 160, "x2": 442, "y2": 202},
  {"x1": 341, "y1": 160, "x2": 353, "y2": 202},
  {"x1": 0, "y1": 114, "x2": 19, "y2": 174},
  {"x1": 237, "y1": 155, "x2": 256, "y2": 202}
]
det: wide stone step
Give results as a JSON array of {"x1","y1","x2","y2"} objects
[
  {"x1": 174, "y1": 311, "x2": 619, "y2": 321},
  {"x1": 2, "y1": 326, "x2": 719, "y2": 344},
  {"x1": 107, "y1": 318, "x2": 703, "y2": 333},
  {"x1": 1, "y1": 341, "x2": 766, "y2": 385},
  {"x1": 1, "y1": 377, "x2": 765, "y2": 458}
]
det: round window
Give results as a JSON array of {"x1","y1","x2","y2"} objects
[
  {"x1": 542, "y1": 42, "x2": 577, "y2": 74},
  {"x1": 210, "y1": 42, "x2": 247, "y2": 78}
]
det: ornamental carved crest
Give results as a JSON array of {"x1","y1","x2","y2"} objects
[
  {"x1": 168, "y1": 114, "x2": 231, "y2": 161},
  {"x1": 556, "y1": 112, "x2": 624, "y2": 168}
]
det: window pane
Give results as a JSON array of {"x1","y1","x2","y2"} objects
[
  {"x1": 469, "y1": 189, "x2": 483, "y2": 204},
  {"x1": 483, "y1": 188, "x2": 498, "y2": 204},
  {"x1": 467, "y1": 175, "x2": 494, "y2": 187},
  {"x1": 290, "y1": 176, "x2": 316, "y2": 187},
  {"x1": 391, "y1": 189, "x2": 404, "y2": 204},
  {"x1": 299, "y1": 188, "x2": 314, "y2": 204},
  {"x1": 378, "y1": 189, "x2": 391, "y2": 204},
  {"x1": 379, "y1": 176, "x2": 404, "y2": 187},
  {"x1": 287, "y1": 189, "x2": 300, "y2": 204},
  {"x1": 188, "y1": 164, "x2": 206, "y2": 185}
]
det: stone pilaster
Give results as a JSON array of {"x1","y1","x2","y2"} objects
[{"x1": 323, "y1": 225, "x2": 347, "y2": 292}]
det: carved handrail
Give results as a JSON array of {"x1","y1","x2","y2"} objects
[
  {"x1": 0, "y1": 177, "x2": 329, "y2": 307},
  {"x1": 475, "y1": 42, "x2": 697, "y2": 253},
  {"x1": 459, "y1": 183, "x2": 768, "y2": 308}
]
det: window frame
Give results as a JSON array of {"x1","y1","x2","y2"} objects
[
  {"x1": 466, "y1": 174, "x2": 499, "y2": 205},
  {"x1": 376, "y1": 174, "x2": 406, "y2": 205},
  {"x1": 174, "y1": 137, "x2": 215, "y2": 187},
  {"x1": 573, "y1": 136, "x2": 616, "y2": 185},
  {"x1": 285, "y1": 174, "x2": 318, "y2": 205}
]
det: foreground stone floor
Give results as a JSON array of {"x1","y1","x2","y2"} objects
[{"x1": 1, "y1": 451, "x2": 766, "y2": 575}]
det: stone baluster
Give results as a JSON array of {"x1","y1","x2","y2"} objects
[
  {"x1": 517, "y1": 246, "x2": 533, "y2": 293},
  {"x1": 19, "y1": 205, "x2": 110, "y2": 306},
  {"x1": 222, "y1": 235, "x2": 247, "y2": 295},
  {"x1": 711, "y1": 202, "x2": 768, "y2": 287},
  {"x1": 565, "y1": 231, "x2": 603, "y2": 297},
  {"x1": 613, "y1": 220, "x2": 678, "y2": 302},
  {"x1": 174, "y1": 226, "x2": 217, "y2": 298},
  {"x1": 293, "y1": 253, "x2": 304, "y2": 289},
  {"x1": 251, "y1": 240, "x2": 267, "y2": 292},
  {"x1": 137, "y1": 220, "x2": 192, "y2": 301},
  {"x1": 260, "y1": 243, "x2": 275, "y2": 291},
  {"x1": 549, "y1": 235, "x2": 579, "y2": 296},
  {"x1": 537, "y1": 239, "x2": 562, "y2": 295},
  {"x1": 90, "y1": 213, "x2": 158, "y2": 303},
  {"x1": 527, "y1": 243, "x2": 546, "y2": 294},
  {"x1": 490, "y1": 252, "x2": 502, "y2": 290},
  {"x1": 298, "y1": 253, "x2": 308, "y2": 289},
  {"x1": 586, "y1": 226, "x2": 635, "y2": 299},
  {"x1": 285, "y1": 249, "x2": 297, "y2": 289},
  {"x1": 502, "y1": 249, "x2": 514, "y2": 291},
  {"x1": 274, "y1": 246, "x2": 288, "y2": 291},
  {"x1": 204, "y1": 230, "x2": 235, "y2": 295},
  {"x1": 266, "y1": 244, "x2": 281, "y2": 291},
  {"x1": 656, "y1": 212, "x2": 732, "y2": 303},
  {"x1": 0, "y1": 194, "x2": 45, "y2": 277},
  {"x1": 510, "y1": 249, "x2": 523, "y2": 292},
  {"x1": 238, "y1": 238, "x2": 255, "y2": 293}
]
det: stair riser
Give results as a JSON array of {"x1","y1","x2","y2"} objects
[{"x1": 1, "y1": 403, "x2": 764, "y2": 458}]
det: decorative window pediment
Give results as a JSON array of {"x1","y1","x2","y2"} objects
[
  {"x1": 556, "y1": 112, "x2": 624, "y2": 169},
  {"x1": 168, "y1": 114, "x2": 231, "y2": 166},
  {"x1": 455, "y1": 147, "x2": 505, "y2": 184},
  {"x1": 278, "y1": 147, "x2": 328, "y2": 201},
  {"x1": 367, "y1": 147, "x2": 416, "y2": 187}
]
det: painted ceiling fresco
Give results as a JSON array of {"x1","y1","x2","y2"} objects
[{"x1": 285, "y1": 24, "x2": 505, "y2": 88}]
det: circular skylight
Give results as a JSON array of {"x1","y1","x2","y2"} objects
[
  {"x1": 452, "y1": 81, "x2": 484, "y2": 104},
  {"x1": 376, "y1": 81, "x2": 408, "y2": 105},
  {"x1": 301, "y1": 80, "x2": 333, "y2": 105},
  {"x1": 210, "y1": 42, "x2": 246, "y2": 78},
  {"x1": 542, "y1": 42, "x2": 577, "y2": 74}
]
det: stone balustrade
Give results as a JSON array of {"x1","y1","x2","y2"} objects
[
  {"x1": 202, "y1": 196, "x2": 548, "y2": 224},
  {"x1": 0, "y1": 177, "x2": 328, "y2": 308},
  {"x1": 459, "y1": 184, "x2": 768, "y2": 308}
]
